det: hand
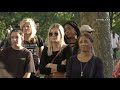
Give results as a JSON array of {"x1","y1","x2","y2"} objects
[
  {"x1": 46, "y1": 63, "x2": 57, "y2": 71},
  {"x1": 50, "y1": 63, "x2": 57, "y2": 71},
  {"x1": 45, "y1": 63, "x2": 51, "y2": 68},
  {"x1": 35, "y1": 70, "x2": 40, "y2": 77},
  {"x1": 51, "y1": 68, "x2": 57, "y2": 73},
  {"x1": 61, "y1": 59, "x2": 66, "y2": 65}
]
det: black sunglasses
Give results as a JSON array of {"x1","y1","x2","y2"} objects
[{"x1": 49, "y1": 32, "x2": 58, "y2": 36}]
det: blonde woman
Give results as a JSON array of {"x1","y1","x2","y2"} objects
[
  {"x1": 39, "y1": 23, "x2": 72, "y2": 78},
  {"x1": 20, "y1": 18, "x2": 44, "y2": 77}
]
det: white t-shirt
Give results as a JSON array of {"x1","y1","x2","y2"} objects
[{"x1": 111, "y1": 33, "x2": 119, "y2": 49}]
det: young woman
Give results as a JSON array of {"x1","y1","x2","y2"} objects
[
  {"x1": 39, "y1": 23, "x2": 72, "y2": 78},
  {"x1": 20, "y1": 18, "x2": 44, "y2": 73},
  {"x1": 0, "y1": 29, "x2": 36, "y2": 78},
  {"x1": 20, "y1": 18, "x2": 44, "y2": 58},
  {"x1": 63, "y1": 21, "x2": 80, "y2": 55},
  {"x1": 66, "y1": 32, "x2": 104, "y2": 78},
  {"x1": 80, "y1": 25, "x2": 95, "y2": 55}
]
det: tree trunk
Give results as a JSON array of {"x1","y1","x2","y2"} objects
[
  {"x1": 80, "y1": 12, "x2": 113, "y2": 78},
  {"x1": 109, "y1": 12, "x2": 113, "y2": 30}
]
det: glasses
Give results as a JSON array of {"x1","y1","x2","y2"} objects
[{"x1": 49, "y1": 32, "x2": 58, "y2": 36}]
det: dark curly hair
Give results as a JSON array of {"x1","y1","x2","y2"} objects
[{"x1": 63, "y1": 21, "x2": 80, "y2": 37}]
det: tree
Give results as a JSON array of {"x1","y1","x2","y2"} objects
[
  {"x1": 109, "y1": 12, "x2": 120, "y2": 35},
  {"x1": 109, "y1": 12, "x2": 113, "y2": 30},
  {"x1": 80, "y1": 12, "x2": 113, "y2": 78}
]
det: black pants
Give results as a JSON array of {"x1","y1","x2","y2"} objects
[{"x1": 113, "y1": 48, "x2": 118, "y2": 60}]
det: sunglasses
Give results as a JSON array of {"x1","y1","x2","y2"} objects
[{"x1": 49, "y1": 32, "x2": 58, "y2": 36}]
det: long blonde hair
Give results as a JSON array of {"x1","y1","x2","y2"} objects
[
  {"x1": 20, "y1": 18, "x2": 37, "y2": 41},
  {"x1": 47, "y1": 23, "x2": 66, "y2": 56}
]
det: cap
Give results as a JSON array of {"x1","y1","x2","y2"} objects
[{"x1": 80, "y1": 25, "x2": 95, "y2": 32}]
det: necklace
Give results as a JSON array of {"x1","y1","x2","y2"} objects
[{"x1": 80, "y1": 62, "x2": 88, "y2": 77}]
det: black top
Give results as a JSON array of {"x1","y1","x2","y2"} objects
[
  {"x1": 66, "y1": 55, "x2": 104, "y2": 78},
  {"x1": 64, "y1": 37, "x2": 79, "y2": 55},
  {"x1": 39, "y1": 45, "x2": 72, "y2": 75},
  {"x1": 23, "y1": 36, "x2": 44, "y2": 55},
  {"x1": 24, "y1": 36, "x2": 44, "y2": 72}
]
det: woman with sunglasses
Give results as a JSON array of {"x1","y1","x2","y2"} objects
[{"x1": 39, "y1": 23, "x2": 72, "y2": 78}]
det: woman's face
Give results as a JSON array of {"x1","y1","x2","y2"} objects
[
  {"x1": 49, "y1": 27, "x2": 61, "y2": 42},
  {"x1": 22, "y1": 22, "x2": 32, "y2": 35},
  {"x1": 64, "y1": 24, "x2": 76, "y2": 38},
  {"x1": 78, "y1": 36, "x2": 92, "y2": 52},
  {"x1": 11, "y1": 32, "x2": 23, "y2": 47}
]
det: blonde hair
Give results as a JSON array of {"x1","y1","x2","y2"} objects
[
  {"x1": 47, "y1": 23, "x2": 66, "y2": 56},
  {"x1": 20, "y1": 18, "x2": 37, "y2": 41}
]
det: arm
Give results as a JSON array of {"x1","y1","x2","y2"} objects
[
  {"x1": 0, "y1": 49, "x2": 13, "y2": 78},
  {"x1": 36, "y1": 36, "x2": 44, "y2": 58},
  {"x1": 0, "y1": 49, "x2": 6, "y2": 62},
  {"x1": 39, "y1": 47, "x2": 51, "y2": 74},
  {"x1": 66, "y1": 57, "x2": 73, "y2": 78},
  {"x1": 39, "y1": 46, "x2": 44, "y2": 58},
  {"x1": 23, "y1": 72, "x2": 31, "y2": 78},
  {"x1": 36, "y1": 46, "x2": 44, "y2": 58},
  {"x1": 57, "y1": 45, "x2": 72, "y2": 72},
  {"x1": 24, "y1": 51, "x2": 36, "y2": 75}
]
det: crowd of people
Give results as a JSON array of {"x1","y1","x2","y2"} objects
[{"x1": 0, "y1": 18, "x2": 105, "y2": 78}]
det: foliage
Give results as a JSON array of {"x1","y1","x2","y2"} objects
[
  {"x1": 110, "y1": 12, "x2": 120, "y2": 35},
  {"x1": 0, "y1": 12, "x2": 80, "y2": 42},
  {"x1": 0, "y1": 20, "x2": 6, "y2": 39}
]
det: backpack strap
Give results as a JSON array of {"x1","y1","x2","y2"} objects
[
  {"x1": 35, "y1": 36, "x2": 40, "y2": 46},
  {"x1": 89, "y1": 56, "x2": 96, "y2": 78}
]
